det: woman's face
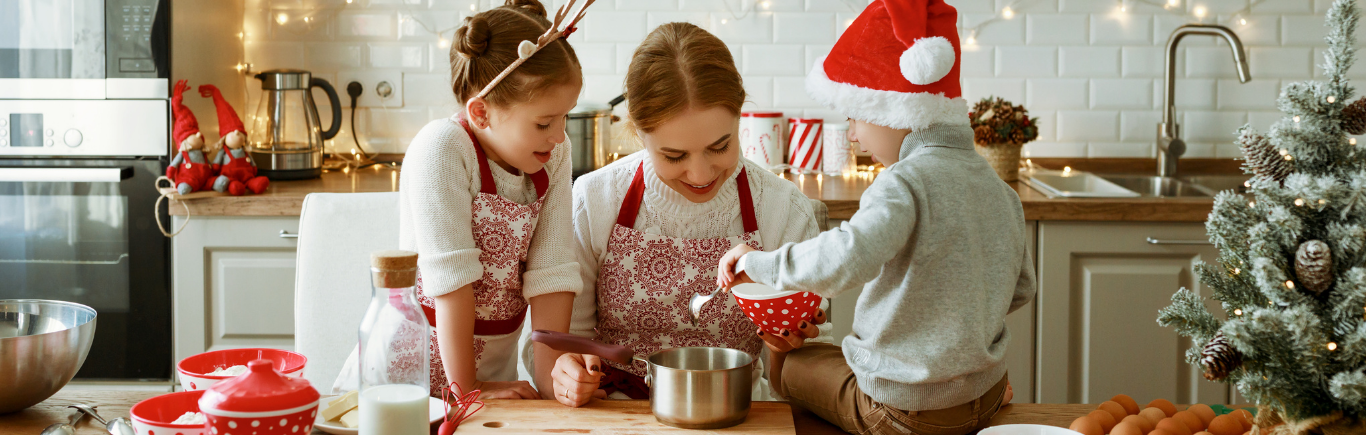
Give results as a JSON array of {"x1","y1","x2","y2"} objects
[
  {"x1": 639, "y1": 106, "x2": 741, "y2": 203},
  {"x1": 472, "y1": 81, "x2": 581, "y2": 174}
]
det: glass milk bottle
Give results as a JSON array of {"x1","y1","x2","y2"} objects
[{"x1": 357, "y1": 250, "x2": 430, "y2": 435}]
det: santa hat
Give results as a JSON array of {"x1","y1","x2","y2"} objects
[
  {"x1": 198, "y1": 84, "x2": 246, "y2": 137},
  {"x1": 171, "y1": 79, "x2": 200, "y2": 145},
  {"x1": 806, "y1": 0, "x2": 967, "y2": 130}
]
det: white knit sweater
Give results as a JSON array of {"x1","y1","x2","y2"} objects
[
  {"x1": 568, "y1": 151, "x2": 820, "y2": 338},
  {"x1": 398, "y1": 116, "x2": 582, "y2": 299}
]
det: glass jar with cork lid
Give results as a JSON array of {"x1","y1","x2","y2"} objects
[{"x1": 357, "y1": 250, "x2": 430, "y2": 393}]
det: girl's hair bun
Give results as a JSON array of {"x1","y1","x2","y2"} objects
[
  {"x1": 506, "y1": 0, "x2": 547, "y2": 18},
  {"x1": 454, "y1": 15, "x2": 491, "y2": 58}
]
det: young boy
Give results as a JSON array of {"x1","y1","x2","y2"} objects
[{"x1": 717, "y1": 1, "x2": 1036, "y2": 433}]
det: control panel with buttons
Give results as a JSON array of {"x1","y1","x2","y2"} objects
[
  {"x1": 107, "y1": 0, "x2": 163, "y2": 78},
  {"x1": 0, "y1": 100, "x2": 167, "y2": 157}
]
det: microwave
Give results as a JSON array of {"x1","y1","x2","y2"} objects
[{"x1": 0, "y1": 0, "x2": 169, "y2": 100}]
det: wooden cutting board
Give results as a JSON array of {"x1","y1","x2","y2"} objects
[{"x1": 456, "y1": 399, "x2": 796, "y2": 434}]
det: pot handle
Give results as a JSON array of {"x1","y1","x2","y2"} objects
[{"x1": 529, "y1": 330, "x2": 635, "y2": 365}]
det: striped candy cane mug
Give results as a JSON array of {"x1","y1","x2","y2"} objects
[
  {"x1": 739, "y1": 112, "x2": 786, "y2": 172},
  {"x1": 787, "y1": 118, "x2": 823, "y2": 174}
]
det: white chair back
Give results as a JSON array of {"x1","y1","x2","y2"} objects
[{"x1": 294, "y1": 192, "x2": 400, "y2": 389}]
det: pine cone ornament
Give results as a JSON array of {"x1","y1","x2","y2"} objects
[
  {"x1": 1238, "y1": 129, "x2": 1292, "y2": 185},
  {"x1": 1201, "y1": 332, "x2": 1243, "y2": 381},
  {"x1": 1342, "y1": 97, "x2": 1366, "y2": 135},
  {"x1": 1295, "y1": 240, "x2": 1334, "y2": 295}
]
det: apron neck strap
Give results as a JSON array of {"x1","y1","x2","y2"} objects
[
  {"x1": 615, "y1": 162, "x2": 758, "y2": 234},
  {"x1": 459, "y1": 116, "x2": 551, "y2": 199}
]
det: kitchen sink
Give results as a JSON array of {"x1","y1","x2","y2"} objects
[
  {"x1": 1181, "y1": 174, "x2": 1252, "y2": 194},
  {"x1": 1101, "y1": 176, "x2": 1217, "y2": 198}
]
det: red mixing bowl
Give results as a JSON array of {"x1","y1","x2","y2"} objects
[{"x1": 177, "y1": 348, "x2": 306, "y2": 391}]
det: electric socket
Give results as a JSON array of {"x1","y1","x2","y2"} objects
[{"x1": 336, "y1": 71, "x2": 404, "y2": 108}]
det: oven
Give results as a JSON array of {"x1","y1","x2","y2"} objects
[
  {"x1": 0, "y1": 101, "x2": 171, "y2": 380},
  {"x1": 0, "y1": 0, "x2": 169, "y2": 99}
]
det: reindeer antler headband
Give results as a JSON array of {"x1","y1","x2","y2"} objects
[{"x1": 471, "y1": 0, "x2": 595, "y2": 101}]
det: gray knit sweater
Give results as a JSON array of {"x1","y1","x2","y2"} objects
[{"x1": 743, "y1": 124, "x2": 1036, "y2": 411}]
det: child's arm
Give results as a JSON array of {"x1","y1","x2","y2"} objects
[
  {"x1": 520, "y1": 143, "x2": 584, "y2": 399},
  {"x1": 726, "y1": 176, "x2": 917, "y2": 298},
  {"x1": 434, "y1": 286, "x2": 538, "y2": 399},
  {"x1": 1010, "y1": 222, "x2": 1037, "y2": 313}
]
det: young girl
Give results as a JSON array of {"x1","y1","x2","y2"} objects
[
  {"x1": 397, "y1": 0, "x2": 583, "y2": 399},
  {"x1": 545, "y1": 22, "x2": 828, "y2": 407}
]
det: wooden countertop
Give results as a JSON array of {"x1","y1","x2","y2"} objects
[
  {"x1": 7, "y1": 390, "x2": 1098, "y2": 434},
  {"x1": 171, "y1": 159, "x2": 1229, "y2": 222}
]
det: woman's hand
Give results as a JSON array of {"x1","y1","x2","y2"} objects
[
  {"x1": 717, "y1": 244, "x2": 758, "y2": 288},
  {"x1": 758, "y1": 308, "x2": 826, "y2": 354},
  {"x1": 472, "y1": 380, "x2": 540, "y2": 399},
  {"x1": 550, "y1": 353, "x2": 607, "y2": 407}
]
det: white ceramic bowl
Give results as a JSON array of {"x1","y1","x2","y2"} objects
[{"x1": 979, "y1": 424, "x2": 1084, "y2": 435}]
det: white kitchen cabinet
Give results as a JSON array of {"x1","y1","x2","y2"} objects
[
  {"x1": 172, "y1": 216, "x2": 300, "y2": 363},
  {"x1": 1036, "y1": 221, "x2": 1227, "y2": 405},
  {"x1": 827, "y1": 221, "x2": 1038, "y2": 404}
]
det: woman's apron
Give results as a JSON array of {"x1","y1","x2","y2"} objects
[
  {"x1": 416, "y1": 117, "x2": 550, "y2": 395},
  {"x1": 592, "y1": 162, "x2": 765, "y2": 398}
]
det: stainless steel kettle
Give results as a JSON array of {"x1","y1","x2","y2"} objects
[{"x1": 249, "y1": 69, "x2": 342, "y2": 180}]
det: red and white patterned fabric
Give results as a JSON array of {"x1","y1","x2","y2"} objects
[
  {"x1": 415, "y1": 117, "x2": 550, "y2": 396},
  {"x1": 594, "y1": 162, "x2": 765, "y2": 379}
]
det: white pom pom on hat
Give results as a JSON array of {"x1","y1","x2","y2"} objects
[{"x1": 899, "y1": 36, "x2": 955, "y2": 85}]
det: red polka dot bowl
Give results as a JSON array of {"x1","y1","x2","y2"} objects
[
  {"x1": 199, "y1": 359, "x2": 321, "y2": 435},
  {"x1": 729, "y1": 283, "x2": 822, "y2": 335},
  {"x1": 177, "y1": 348, "x2": 306, "y2": 391},
  {"x1": 129, "y1": 389, "x2": 208, "y2": 435}
]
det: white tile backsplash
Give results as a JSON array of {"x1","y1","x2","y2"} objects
[{"x1": 244, "y1": 0, "x2": 1336, "y2": 155}]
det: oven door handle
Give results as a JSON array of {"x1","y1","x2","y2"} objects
[{"x1": 0, "y1": 167, "x2": 135, "y2": 182}]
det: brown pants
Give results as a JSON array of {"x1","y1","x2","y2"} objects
[{"x1": 780, "y1": 344, "x2": 1008, "y2": 435}]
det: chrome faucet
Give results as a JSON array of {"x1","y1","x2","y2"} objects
[{"x1": 1160, "y1": 24, "x2": 1250, "y2": 177}]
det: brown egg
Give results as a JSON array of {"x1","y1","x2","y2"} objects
[
  {"x1": 1230, "y1": 409, "x2": 1254, "y2": 430},
  {"x1": 1100, "y1": 400, "x2": 1130, "y2": 422},
  {"x1": 1147, "y1": 398, "x2": 1178, "y2": 417},
  {"x1": 1070, "y1": 416, "x2": 1105, "y2": 435},
  {"x1": 1122, "y1": 415, "x2": 1156, "y2": 433},
  {"x1": 1150, "y1": 430, "x2": 1178, "y2": 435},
  {"x1": 1111, "y1": 394, "x2": 1141, "y2": 415},
  {"x1": 1194, "y1": 432, "x2": 1215, "y2": 435},
  {"x1": 1173, "y1": 410, "x2": 1206, "y2": 432},
  {"x1": 1141, "y1": 407, "x2": 1169, "y2": 425},
  {"x1": 1207, "y1": 415, "x2": 1244, "y2": 435},
  {"x1": 1112, "y1": 421, "x2": 1146, "y2": 435},
  {"x1": 1087, "y1": 409, "x2": 1118, "y2": 432},
  {"x1": 1187, "y1": 404, "x2": 1217, "y2": 426},
  {"x1": 1157, "y1": 417, "x2": 1194, "y2": 435}
]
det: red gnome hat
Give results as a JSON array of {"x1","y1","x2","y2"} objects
[
  {"x1": 806, "y1": 0, "x2": 965, "y2": 130},
  {"x1": 198, "y1": 84, "x2": 246, "y2": 137},
  {"x1": 171, "y1": 80, "x2": 200, "y2": 145}
]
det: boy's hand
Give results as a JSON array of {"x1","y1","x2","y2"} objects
[
  {"x1": 717, "y1": 244, "x2": 757, "y2": 288},
  {"x1": 757, "y1": 308, "x2": 826, "y2": 354},
  {"x1": 550, "y1": 353, "x2": 607, "y2": 407}
]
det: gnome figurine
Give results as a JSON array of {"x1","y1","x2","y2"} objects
[
  {"x1": 167, "y1": 80, "x2": 217, "y2": 195},
  {"x1": 200, "y1": 84, "x2": 269, "y2": 196}
]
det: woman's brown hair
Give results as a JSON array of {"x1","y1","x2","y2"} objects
[
  {"x1": 450, "y1": 0, "x2": 581, "y2": 107},
  {"x1": 625, "y1": 22, "x2": 745, "y2": 133}
]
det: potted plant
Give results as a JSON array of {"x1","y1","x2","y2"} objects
[{"x1": 969, "y1": 97, "x2": 1038, "y2": 182}]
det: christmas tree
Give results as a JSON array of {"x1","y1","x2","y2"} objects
[{"x1": 1157, "y1": 0, "x2": 1366, "y2": 433}]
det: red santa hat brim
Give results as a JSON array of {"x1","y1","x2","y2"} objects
[{"x1": 805, "y1": 55, "x2": 968, "y2": 131}]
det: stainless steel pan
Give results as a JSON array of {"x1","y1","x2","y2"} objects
[{"x1": 530, "y1": 330, "x2": 753, "y2": 429}]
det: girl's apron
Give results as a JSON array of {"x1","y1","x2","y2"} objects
[
  {"x1": 592, "y1": 162, "x2": 764, "y2": 398},
  {"x1": 416, "y1": 117, "x2": 549, "y2": 395}
]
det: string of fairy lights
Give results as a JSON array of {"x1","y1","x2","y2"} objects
[{"x1": 961, "y1": 0, "x2": 1271, "y2": 47}]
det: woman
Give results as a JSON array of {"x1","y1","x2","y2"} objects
[{"x1": 546, "y1": 22, "x2": 827, "y2": 407}]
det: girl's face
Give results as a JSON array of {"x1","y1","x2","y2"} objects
[
  {"x1": 639, "y1": 106, "x2": 740, "y2": 203},
  {"x1": 848, "y1": 118, "x2": 910, "y2": 165},
  {"x1": 469, "y1": 81, "x2": 582, "y2": 174}
]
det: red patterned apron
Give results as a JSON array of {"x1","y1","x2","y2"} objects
[
  {"x1": 416, "y1": 116, "x2": 549, "y2": 395},
  {"x1": 593, "y1": 162, "x2": 764, "y2": 397}
]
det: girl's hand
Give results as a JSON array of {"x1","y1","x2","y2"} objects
[
  {"x1": 758, "y1": 308, "x2": 826, "y2": 354},
  {"x1": 717, "y1": 244, "x2": 758, "y2": 288},
  {"x1": 473, "y1": 380, "x2": 540, "y2": 400},
  {"x1": 550, "y1": 353, "x2": 607, "y2": 407}
]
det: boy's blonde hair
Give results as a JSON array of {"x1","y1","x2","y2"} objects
[
  {"x1": 625, "y1": 23, "x2": 744, "y2": 133},
  {"x1": 450, "y1": 0, "x2": 581, "y2": 107}
]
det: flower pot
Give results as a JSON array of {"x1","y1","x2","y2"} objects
[{"x1": 975, "y1": 143, "x2": 1022, "y2": 182}]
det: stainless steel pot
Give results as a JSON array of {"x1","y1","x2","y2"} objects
[
  {"x1": 566, "y1": 95, "x2": 626, "y2": 178},
  {"x1": 530, "y1": 330, "x2": 754, "y2": 429}
]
